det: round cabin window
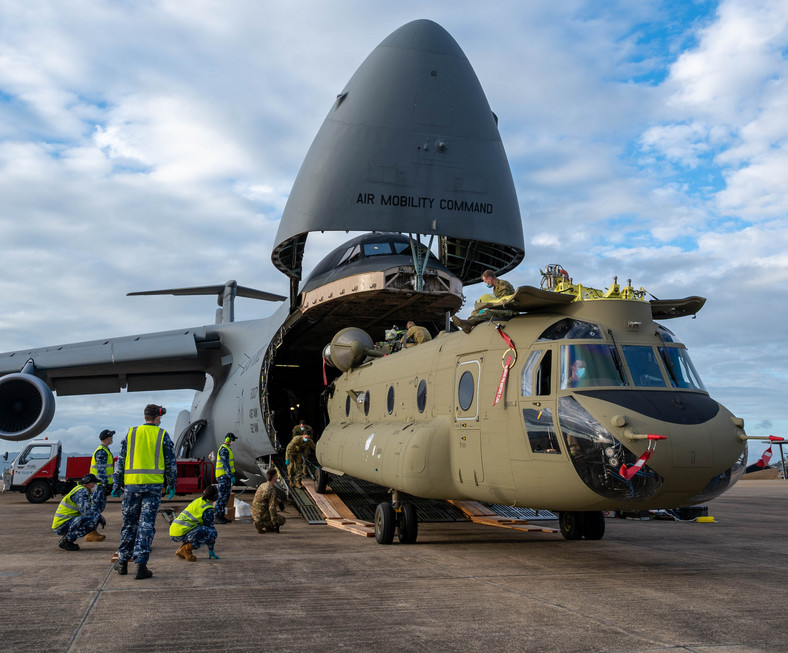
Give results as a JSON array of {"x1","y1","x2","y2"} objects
[
  {"x1": 345, "y1": 395, "x2": 351, "y2": 417},
  {"x1": 417, "y1": 379, "x2": 427, "y2": 413},
  {"x1": 364, "y1": 391, "x2": 370, "y2": 416},
  {"x1": 387, "y1": 386, "x2": 395, "y2": 414},
  {"x1": 458, "y1": 370, "x2": 475, "y2": 411}
]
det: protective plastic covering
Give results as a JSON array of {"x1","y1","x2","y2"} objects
[{"x1": 272, "y1": 19, "x2": 524, "y2": 284}]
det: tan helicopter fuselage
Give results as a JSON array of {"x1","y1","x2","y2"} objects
[{"x1": 317, "y1": 299, "x2": 746, "y2": 512}]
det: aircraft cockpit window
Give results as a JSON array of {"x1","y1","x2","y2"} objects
[
  {"x1": 621, "y1": 345, "x2": 666, "y2": 387},
  {"x1": 521, "y1": 350, "x2": 552, "y2": 396},
  {"x1": 458, "y1": 371, "x2": 475, "y2": 410},
  {"x1": 520, "y1": 351, "x2": 541, "y2": 396},
  {"x1": 656, "y1": 324, "x2": 679, "y2": 344},
  {"x1": 538, "y1": 318, "x2": 602, "y2": 341},
  {"x1": 363, "y1": 243, "x2": 394, "y2": 256},
  {"x1": 522, "y1": 407, "x2": 561, "y2": 454},
  {"x1": 387, "y1": 386, "x2": 395, "y2": 414},
  {"x1": 417, "y1": 379, "x2": 427, "y2": 413},
  {"x1": 659, "y1": 346, "x2": 706, "y2": 391},
  {"x1": 393, "y1": 242, "x2": 410, "y2": 255},
  {"x1": 337, "y1": 244, "x2": 362, "y2": 267},
  {"x1": 560, "y1": 344, "x2": 628, "y2": 389}
]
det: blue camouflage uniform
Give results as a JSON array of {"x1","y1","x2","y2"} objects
[
  {"x1": 113, "y1": 425, "x2": 177, "y2": 565},
  {"x1": 90, "y1": 445, "x2": 112, "y2": 516},
  {"x1": 214, "y1": 442, "x2": 234, "y2": 518},
  {"x1": 169, "y1": 497, "x2": 217, "y2": 550},
  {"x1": 52, "y1": 484, "x2": 101, "y2": 542}
]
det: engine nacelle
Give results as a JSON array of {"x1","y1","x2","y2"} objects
[{"x1": 0, "y1": 373, "x2": 56, "y2": 441}]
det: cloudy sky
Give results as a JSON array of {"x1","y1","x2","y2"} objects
[{"x1": 1, "y1": 0, "x2": 786, "y2": 462}]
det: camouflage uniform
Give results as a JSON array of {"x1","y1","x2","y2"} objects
[
  {"x1": 402, "y1": 325, "x2": 432, "y2": 348},
  {"x1": 285, "y1": 433, "x2": 316, "y2": 486},
  {"x1": 113, "y1": 427, "x2": 177, "y2": 565},
  {"x1": 214, "y1": 444, "x2": 235, "y2": 519},
  {"x1": 52, "y1": 484, "x2": 101, "y2": 542},
  {"x1": 170, "y1": 501, "x2": 217, "y2": 550},
  {"x1": 466, "y1": 278, "x2": 517, "y2": 326},
  {"x1": 251, "y1": 481, "x2": 286, "y2": 532}
]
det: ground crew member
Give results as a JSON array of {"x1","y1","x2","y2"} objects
[
  {"x1": 52, "y1": 473, "x2": 106, "y2": 551},
  {"x1": 252, "y1": 468, "x2": 286, "y2": 533},
  {"x1": 214, "y1": 433, "x2": 237, "y2": 524},
  {"x1": 170, "y1": 484, "x2": 219, "y2": 561},
  {"x1": 86, "y1": 428, "x2": 115, "y2": 541},
  {"x1": 286, "y1": 422, "x2": 316, "y2": 488},
  {"x1": 111, "y1": 403, "x2": 177, "y2": 580},
  {"x1": 452, "y1": 269, "x2": 517, "y2": 333},
  {"x1": 402, "y1": 321, "x2": 431, "y2": 348}
]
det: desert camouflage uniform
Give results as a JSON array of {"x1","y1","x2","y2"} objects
[
  {"x1": 251, "y1": 481, "x2": 286, "y2": 531},
  {"x1": 113, "y1": 429, "x2": 177, "y2": 565},
  {"x1": 468, "y1": 278, "x2": 517, "y2": 326},
  {"x1": 402, "y1": 325, "x2": 432, "y2": 348},
  {"x1": 285, "y1": 434, "x2": 316, "y2": 486}
]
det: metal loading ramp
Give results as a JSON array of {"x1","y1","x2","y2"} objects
[{"x1": 448, "y1": 500, "x2": 559, "y2": 534}]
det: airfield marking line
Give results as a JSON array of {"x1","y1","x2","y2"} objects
[{"x1": 65, "y1": 564, "x2": 115, "y2": 653}]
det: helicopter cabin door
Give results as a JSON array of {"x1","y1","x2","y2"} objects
[{"x1": 453, "y1": 355, "x2": 483, "y2": 485}]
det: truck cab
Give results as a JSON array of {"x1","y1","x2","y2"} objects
[{"x1": 2, "y1": 438, "x2": 62, "y2": 502}]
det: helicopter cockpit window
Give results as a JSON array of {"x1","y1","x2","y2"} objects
[
  {"x1": 560, "y1": 344, "x2": 628, "y2": 389},
  {"x1": 520, "y1": 351, "x2": 541, "y2": 396},
  {"x1": 659, "y1": 346, "x2": 706, "y2": 391},
  {"x1": 522, "y1": 407, "x2": 561, "y2": 454},
  {"x1": 656, "y1": 324, "x2": 679, "y2": 344},
  {"x1": 621, "y1": 345, "x2": 666, "y2": 387},
  {"x1": 538, "y1": 318, "x2": 602, "y2": 341}
]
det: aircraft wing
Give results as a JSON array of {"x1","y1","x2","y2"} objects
[{"x1": 0, "y1": 325, "x2": 221, "y2": 395}]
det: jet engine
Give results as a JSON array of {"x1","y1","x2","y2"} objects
[{"x1": 0, "y1": 372, "x2": 56, "y2": 441}]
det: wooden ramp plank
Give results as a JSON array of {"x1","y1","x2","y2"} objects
[
  {"x1": 448, "y1": 500, "x2": 559, "y2": 534},
  {"x1": 301, "y1": 479, "x2": 376, "y2": 537},
  {"x1": 325, "y1": 518, "x2": 376, "y2": 537}
]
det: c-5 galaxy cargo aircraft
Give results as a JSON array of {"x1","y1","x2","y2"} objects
[{"x1": 0, "y1": 20, "x2": 748, "y2": 543}]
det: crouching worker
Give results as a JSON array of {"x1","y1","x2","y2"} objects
[
  {"x1": 52, "y1": 473, "x2": 106, "y2": 551},
  {"x1": 252, "y1": 468, "x2": 286, "y2": 533},
  {"x1": 169, "y1": 484, "x2": 220, "y2": 561}
]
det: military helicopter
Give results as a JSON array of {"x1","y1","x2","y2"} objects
[{"x1": 316, "y1": 264, "x2": 748, "y2": 543}]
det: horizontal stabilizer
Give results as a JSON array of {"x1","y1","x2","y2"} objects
[{"x1": 128, "y1": 283, "x2": 285, "y2": 303}]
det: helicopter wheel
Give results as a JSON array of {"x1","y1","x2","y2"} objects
[
  {"x1": 558, "y1": 511, "x2": 584, "y2": 540},
  {"x1": 315, "y1": 466, "x2": 328, "y2": 494},
  {"x1": 397, "y1": 502, "x2": 418, "y2": 544},
  {"x1": 582, "y1": 511, "x2": 605, "y2": 540},
  {"x1": 374, "y1": 502, "x2": 395, "y2": 544}
]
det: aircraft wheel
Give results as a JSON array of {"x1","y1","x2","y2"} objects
[
  {"x1": 315, "y1": 467, "x2": 328, "y2": 494},
  {"x1": 582, "y1": 511, "x2": 605, "y2": 540},
  {"x1": 25, "y1": 479, "x2": 53, "y2": 504},
  {"x1": 397, "y1": 502, "x2": 418, "y2": 544},
  {"x1": 558, "y1": 511, "x2": 584, "y2": 540},
  {"x1": 374, "y1": 502, "x2": 395, "y2": 544}
]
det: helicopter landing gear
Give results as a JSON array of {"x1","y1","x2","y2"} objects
[
  {"x1": 375, "y1": 491, "x2": 418, "y2": 545},
  {"x1": 558, "y1": 510, "x2": 606, "y2": 541}
]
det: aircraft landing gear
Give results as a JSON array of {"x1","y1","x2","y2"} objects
[
  {"x1": 375, "y1": 491, "x2": 418, "y2": 545},
  {"x1": 315, "y1": 466, "x2": 329, "y2": 494},
  {"x1": 558, "y1": 510, "x2": 606, "y2": 541}
]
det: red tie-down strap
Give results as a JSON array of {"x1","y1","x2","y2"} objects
[
  {"x1": 322, "y1": 357, "x2": 328, "y2": 386},
  {"x1": 493, "y1": 325, "x2": 517, "y2": 406},
  {"x1": 619, "y1": 434, "x2": 666, "y2": 480}
]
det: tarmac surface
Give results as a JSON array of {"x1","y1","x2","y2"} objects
[{"x1": 0, "y1": 480, "x2": 786, "y2": 653}]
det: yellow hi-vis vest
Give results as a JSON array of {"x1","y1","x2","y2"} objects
[
  {"x1": 51, "y1": 485, "x2": 85, "y2": 529},
  {"x1": 215, "y1": 443, "x2": 235, "y2": 478},
  {"x1": 124, "y1": 425, "x2": 166, "y2": 485},
  {"x1": 90, "y1": 444, "x2": 114, "y2": 485},
  {"x1": 169, "y1": 497, "x2": 212, "y2": 537}
]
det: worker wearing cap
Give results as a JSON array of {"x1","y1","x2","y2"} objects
[
  {"x1": 285, "y1": 421, "x2": 316, "y2": 489},
  {"x1": 170, "y1": 484, "x2": 220, "y2": 561},
  {"x1": 52, "y1": 473, "x2": 106, "y2": 551},
  {"x1": 111, "y1": 403, "x2": 177, "y2": 580},
  {"x1": 85, "y1": 429, "x2": 115, "y2": 541},
  {"x1": 252, "y1": 467, "x2": 286, "y2": 533},
  {"x1": 214, "y1": 433, "x2": 237, "y2": 524}
]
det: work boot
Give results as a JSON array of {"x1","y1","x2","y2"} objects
[
  {"x1": 216, "y1": 515, "x2": 231, "y2": 524},
  {"x1": 113, "y1": 560, "x2": 128, "y2": 575},
  {"x1": 175, "y1": 543, "x2": 196, "y2": 562},
  {"x1": 58, "y1": 537, "x2": 80, "y2": 551},
  {"x1": 85, "y1": 530, "x2": 106, "y2": 542},
  {"x1": 451, "y1": 315, "x2": 472, "y2": 334},
  {"x1": 274, "y1": 525, "x2": 280, "y2": 533},
  {"x1": 254, "y1": 522, "x2": 264, "y2": 534},
  {"x1": 135, "y1": 563, "x2": 153, "y2": 580}
]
